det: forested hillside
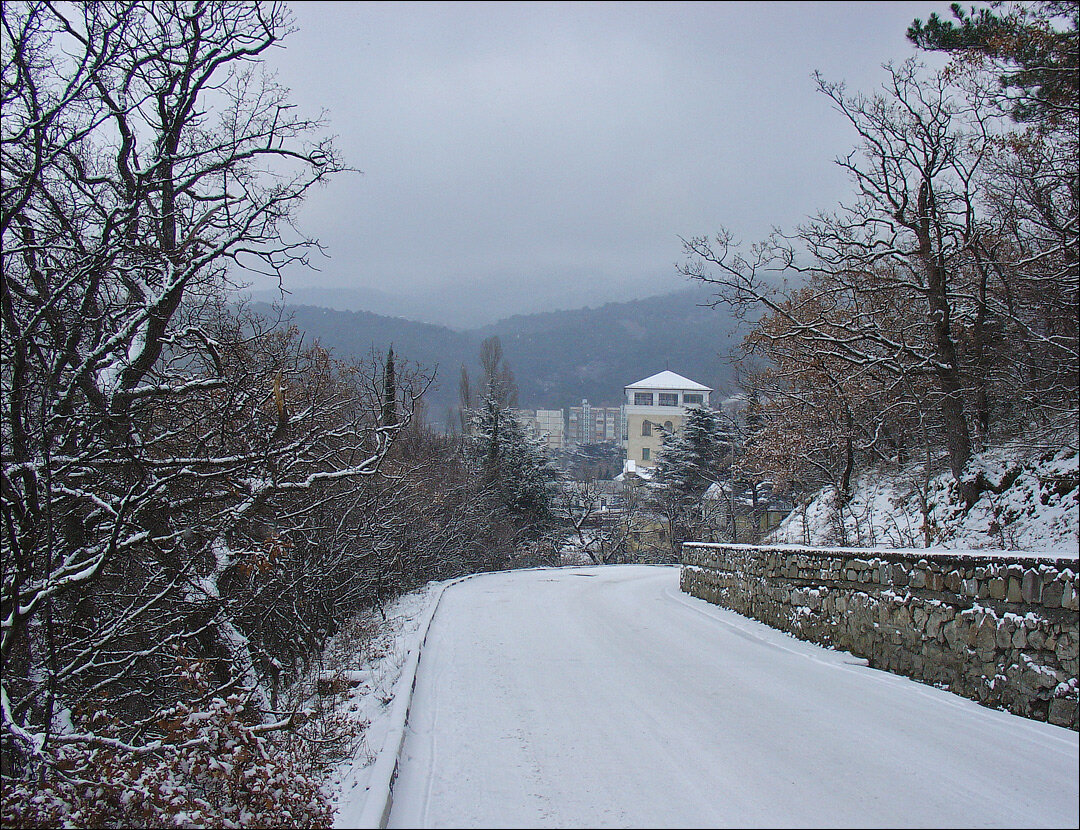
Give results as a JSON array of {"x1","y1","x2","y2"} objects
[
  {"x1": 250, "y1": 285, "x2": 743, "y2": 419},
  {"x1": 768, "y1": 421, "x2": 1079, "y2": 552}
]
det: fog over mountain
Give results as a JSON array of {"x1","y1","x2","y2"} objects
[
  {"x1": 253, "y1": 3, "x2": 951, "y2": 327},
  {"x1": 250, "y1": 270, "x2": 681, "y2": 331}
]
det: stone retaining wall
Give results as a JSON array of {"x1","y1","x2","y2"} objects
[{"x1": 681, "y1": 543, "x2": 1079, "y2": 729}]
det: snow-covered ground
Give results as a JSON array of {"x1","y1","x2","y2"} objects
[
  {"x1": 333, "y1": 566, "x2": 1077, "y2": 829},
  {"x1": 769, "y1": 439, "x2": 1079, "y2": 555}
]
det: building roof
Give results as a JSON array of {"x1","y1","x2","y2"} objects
[{"x1": 625, "y1": 370, "x2": 711, "y2": 392}]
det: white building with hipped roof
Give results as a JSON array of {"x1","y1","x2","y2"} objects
[{"x1": 622, "y1": 370, "x2": 712, "y2": 469}]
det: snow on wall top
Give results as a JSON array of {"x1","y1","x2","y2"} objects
[
  {"x1": 684, "y1": 542, "x2": 1079, "y2": 564},
  {"x1": 625, "y1": 371, "x2": 711, "y2": 391}
]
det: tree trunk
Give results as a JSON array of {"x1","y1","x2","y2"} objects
[{"x1": 917, "y1": 181, "x2": 976, "y2": 505}]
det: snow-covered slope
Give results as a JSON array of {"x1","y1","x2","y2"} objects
[{"x1": 768, "y1": 431, "x2": 1079, "y2": 555}]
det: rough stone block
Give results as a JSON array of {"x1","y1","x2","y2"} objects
[
  {"x1": 1042, "y1": 580, "x2": 1064, "y2": 608},
  {"x1": 1058, "y1": 631, "x2": 1078, "y2": 662},
  {"x1": 1007, "y1": 577, "x2": 1023, "y2": 603},
  {"x1": 943, "y1": 619, "x2": 962, "y2": 649},
  {"x1": 1062, "y1": 581, "x2": 1077, "y2": 611},
  {"x1": 974, "y1": 618, "x2": 998, "y2": 652},
  {"x1": 927, "y1": 611, "x2": 945, "y2": 639},
  {"x1": 1019, "y1": 668, "x2": 1040, "y2": 696},
  {"x1": 1022, "y1": 570, "x2": 1043, "y2": 604},
  {"x1": 1048, "y1": 698, "x2": 1077, "y2": 728},
  {"x1": 1038, "y1": 665, "x2": 1061, "y2": 690},
  {"x1": 989, "y1": 578, "x2": 1007, "y2": 600},
  {"x1": 976, "y1": 649, "x2": 997, "y2": 666}
]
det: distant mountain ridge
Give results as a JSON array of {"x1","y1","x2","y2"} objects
[
  {"x1": 249, "y1": 286, "x2": 746, "y2": 427},
  {"x1": 249, "y1": 272, "x2": 680, "y2": 330}
]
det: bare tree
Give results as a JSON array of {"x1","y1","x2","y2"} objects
[
  {"x1": 680, "y1": 60, "x2": 1072, "y2": 507},
  {"x1": 0, "y1": 0, "x2": 392, "y2": 798},
  {"x1": 478, "y1": 334, "x2": 518, "y2": 409}
]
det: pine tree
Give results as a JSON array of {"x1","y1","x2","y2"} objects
[
  {"x1": 908, "y1": 2, "x2": 1078, "y2": 125},
  {"x1": 469, "y1": 391, "x2": 561, "y2": 535},
  {"x1": 653, "y1": 406, "x2": 727, "y2": 504}
]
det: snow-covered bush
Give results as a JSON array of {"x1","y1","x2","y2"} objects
[{"x1": 2, "y1": 656, "x2": 332, "y2": 829}]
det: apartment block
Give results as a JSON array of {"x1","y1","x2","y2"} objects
[{"x1": 567, "y1": 399, "x2": 622, "y2": 446}]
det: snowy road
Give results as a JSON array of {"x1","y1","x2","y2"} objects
[{"x1": 386, "y1": 566, "x2": 1078, "y2": 829}]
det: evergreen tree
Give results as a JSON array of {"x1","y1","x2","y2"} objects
[
  {"x1": 653, "y1": 406, "x2": 728, "y2": 504},
  {"x1": 650, "y1": 406, "x2": 730, "y2": 551},
  {"x1": 908, "y1": 2, "x2": 1078, "y2": 125},
  {"x1": 383, "y1": 346, "x2": 397, "y2": 426},
  {"x1": 469, "y1": 391, "x2": 561, "y2": 536}
]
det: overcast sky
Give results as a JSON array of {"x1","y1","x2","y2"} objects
[{"x1": 260, "y1": 1, "x2": 955, "y2": 326}]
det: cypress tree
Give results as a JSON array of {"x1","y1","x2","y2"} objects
[{"x1": 383, "y1": 346, "x2": 397, "y2": 426}]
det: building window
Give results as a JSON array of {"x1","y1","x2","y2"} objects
[
  {"x1": 634, "y1": 392, "x2": 653, "y2": 406},
  {"x1": 658, "y1": 392, "x2": 678, "y2": 406},
  {"x1": 664, "y1": 421, "x2": 673, "y2": 432},
  {"x1": 641, "y1": 421, "x2": 652, "y2": 437},
  {"x1": 684, "y1": 393, "x2": 703, "y2": 405},
  {"x1": 642, "y1": 447, "x2": 650, "y2": 461}
]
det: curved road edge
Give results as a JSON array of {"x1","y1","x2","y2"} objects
[{"x1": 354, "y1": 574, "x2": 469, "y2": 829}]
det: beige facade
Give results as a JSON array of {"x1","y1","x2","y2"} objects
[
  {"x1": 513, "y1": 409, "x2": 566, "y2": 451},
  {"x1": 623, "y1": 371, "x2": 711, "y2": 468},
  {"x1": 513, "y1": 409, "x2": 540, "y2": 440},
  {"x1": 535, "y1": 409, "x2": 566, "y2": 450}
]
